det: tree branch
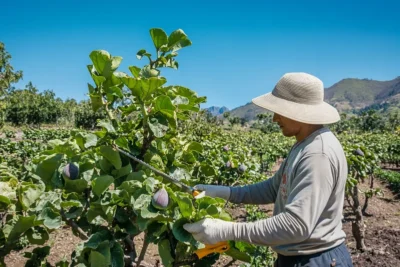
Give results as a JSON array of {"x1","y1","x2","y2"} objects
[{"x1": 60, "y1": 209, "x2": 88, "y2": 240}]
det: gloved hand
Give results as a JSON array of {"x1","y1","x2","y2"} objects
[
  {"x1": 183, "y1": 218, "x2": 235, "y2": 244},
  {"x1": 193, "y1": 184, "x2": 231, "y2": 200}
]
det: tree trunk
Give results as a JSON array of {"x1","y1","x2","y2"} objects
[
  {"x1": 362, "y1": 175, "x2": 374, "y2": 216},
  {"x1": 351, "y1": 184, "x2": 367, "y2": 251}
]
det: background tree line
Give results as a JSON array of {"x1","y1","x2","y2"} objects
[
  {"x1": 1, "y1": 40, "x2": 399, "y2": 132},
  {"x1": 0, "y1": 41, "x2": 105, "y2": 129}
]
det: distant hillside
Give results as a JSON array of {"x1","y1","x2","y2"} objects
[
  {"x1": 204, "y1": 106, "x2": 229, "y2": 116},
  {"x1": 325, "y1": 77, "x2": 400, "y2": 111},
  {"x1": 225, "y1": 76, "x2": 400, "y2": 120},
  {"x1": 228, "y1": 102, "x2": 271, "y2": 121}
]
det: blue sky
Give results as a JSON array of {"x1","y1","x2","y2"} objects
[{"x1": 1, "y1": 0, "x2": 399, "y2": 109}]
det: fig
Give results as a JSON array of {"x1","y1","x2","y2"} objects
[
  {"x1": 223, "y1": 145, "x2": 229, "y2": 151},
  {"x1": 152, "y1": 187, "x2": 169, "y2": 210},
  {"x1": 238, "y1": 164, "x2": 247, "y2": 173},
  {"x1": 62, "y1": 163, "x2": 79, "y2": 180},
  {"x1": 225, "y1": 161, "x2": 232, "y2": 168},
  {"x1": 353, "y1": 148, "x2": 365, "y2": 157}
]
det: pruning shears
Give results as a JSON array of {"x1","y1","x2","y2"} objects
[
  {"x1": 193, "y1": 241, "x2": 230, "y2": 259},
  {"x1": 114, "y1": 145, "x2": 230, "y2": 258},
  {"x1": 114, "y1": 145, "x2": 201, "y2": 197}
]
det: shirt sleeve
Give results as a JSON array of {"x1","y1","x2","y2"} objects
[
  {"x1": 228, "y1": 161, "x2": 284, "y2": 205},
  {"x1": 231, "y1": 153, "x2": 335, "y2": 246}
]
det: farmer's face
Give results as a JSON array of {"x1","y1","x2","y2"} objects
[{"x1": 272, "y1": 113, "x2": 302, "y2": 138}]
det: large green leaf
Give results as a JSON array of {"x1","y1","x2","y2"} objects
[
  {"x1": 64, "y1": 179, "x2": 88, "y2": 194},
  {"x1": 7, "y1": 215, "x2": 36, "y2": 242},
  {"x1": 38, "y1": 207, "x2": 62, "y2": 229},
  {"x1": 92, "y1": 175, "x2": 114, "y2": 197},
  {"x1": 121, "y1": 76, "x2": 138, "y2": 90},
  {"x1": 131, "y1": 77, "x2": 166, "y2": 101},
  {"x1": 0, "y1": 181, "x2": 16, "y2": 209},
  {"x1": 172, "y1": 218, "x2": 193, "y2": 244},
  {"x1": 128, "y1": 66, "x2": 141, "y2": 78},
  {"x1": 176, "y1": 195, "x2": 193, "y2": 218},
  {"x1": 184, "y1": 141, "x2": 203, "y2": 153},
  {"x1": 90, "y1": 50, "x2": 111, "y2": 75},
  {"x1": 89, "y1": 50, "x2": 122, "y2": 78},
  {"x1": 117, "y1": 180, "x2": 142, "y2": 195},
  {"x1": 110, "y1": 242, "x2": 124, "y2": 267},
  {"x1": 85, "y1": 230, "x2": 113, "y2": 249},
  {"x1": 89, "y1": 92, "x2": 103, "y2": 113},
  {"x1": 18, "y1": 182, "x2": 43, "y2": 210},
  {"x1": 87, "y1": 65, "x2": 107, "y2": 87},
  {"x1": 35, "y1": 154, "x2": 64, "y2": 186},
  {"x1": 148, "y1": 116, "x2": 169, "y2": 138},
  {"x1": 168, "y1": 29, "x2": 192, "y2": 52},
  {"x1": 158, "y1": 239, "x2": 174, "y2": 267},
  {"x1": 113, "y1": 164, "x2": 132, "y2": 179},
  {"x1": 154, "y1": 95, "x2": 175, "y2": 119},
  {"x1": 0, "y1": 195, "x2": 11, "y2": 210},
  {"x1": 97, "y1": 121, "x2": 116, "y2": 133},
  {"x1": 84, "y1": 133, "x2": 98, "y2": 148},
  {"x1": 26, "y1": 226, "x2": 49, "y2": 245},
  {"x1": 90, "y1": 251, "x2": 109, "y2": 267},
  {"x1": 200, "y1": 164, "x2": 216, "y2": 177},
  {"x1": 150, "y1": 28, "x2": 168, "y2": 50},
  {"x1": 133, "y1": 194, "x2": 151, "y2": 210},
  {"x1": 172, "y1": 95, "x2": 189, "y2": 106},
  {"x1": 100, "y1": 146, "x2": 122, "y2": 169}
]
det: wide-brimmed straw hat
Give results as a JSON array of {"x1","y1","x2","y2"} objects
[{"x1": 252, "y1": 72, "x2": 340, "y2": 124}]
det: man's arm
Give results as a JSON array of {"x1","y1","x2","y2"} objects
[
  {"x1": 231, "y1": 153, "x2": 335, "y2": 246},
  {"x1": 228, "y1": 161, "x2": 284, "y2": 205}
]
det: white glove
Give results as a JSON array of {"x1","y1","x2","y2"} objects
[
  {"x1": 194, "y1": 184, "x2": 231, "y2": 200},
  {"x1": 183, "y1": 218, "x2": 235, "y2": 244}
]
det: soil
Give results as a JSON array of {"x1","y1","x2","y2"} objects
[{"x1": 4, "y1": 164, "x2": 400, "y2": 267}]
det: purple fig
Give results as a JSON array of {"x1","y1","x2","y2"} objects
[
  {"x1": 353, "y1": 148, "x2": 365, "y2": 157},
  {"x1": 225, "y1": 161, "x2": 232, "y2": 168},
  {"x1": 62, "y1": 163, "x2": 79, "y2": 180},
  {"x1": 152, "y1": 188, "x2": 169, "y2": 210},
  {"x1": 223, "y1": 145, "x2": 229, "y2": 151},
  {"x1": 238, "y1": 164, "x2": 247, "y2": 173}
]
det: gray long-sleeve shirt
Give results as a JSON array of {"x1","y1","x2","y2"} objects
[{"x1": 229, "y1": 127, "x2": 347, "y2": 256}]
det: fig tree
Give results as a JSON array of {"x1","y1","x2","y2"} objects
[
  {"x1": 152, "y1": 187, "x2": 169, "y2": 210},
  {"x1": 63, "y1": 163, "x2": 79, "y2": 180}
]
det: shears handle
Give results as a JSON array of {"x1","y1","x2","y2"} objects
[
  {"x1": 194, "y1": 241, "x2": 230, "y2": 259},
  {"x1": 192, "y1": 190, "x2": 201, "y2": 197}
]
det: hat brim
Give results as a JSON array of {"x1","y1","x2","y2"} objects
[{"x1": 252, "y1": 93, "x2": 340, "y2": 124}]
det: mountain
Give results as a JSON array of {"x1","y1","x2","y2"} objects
[
  {"x1": 228, "y1": 102, "x2": 271, "y2": 121},
  {"x1": 204, "y1": 106, "x2": 229, "y2": 116},
  {"x1": 324, "y1": 77, "x2": 400, "y2": 111},
  {"x1": 225, "y1": 76, "x2": 400, "y2": 121}
]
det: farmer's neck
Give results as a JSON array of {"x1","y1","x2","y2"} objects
[{"x1": 295, "y1": 124, "x2": 324, "y2": 142}]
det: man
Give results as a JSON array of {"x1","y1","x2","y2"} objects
[{"x1": 183, "y1": 72, "x2": 353, "y2": 267}]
